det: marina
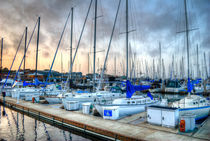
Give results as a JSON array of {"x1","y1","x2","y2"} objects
[
  {"x1": 0, "y1": 0, "x2": 210, "y2": 140},
  {"x1": 0, "y1": 96, "x2": 209, "y2": 141}
]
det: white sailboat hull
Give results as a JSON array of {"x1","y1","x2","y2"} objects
[
  {"x1": 95, "y1": 101, "x2": 160, "y2": 120},
  {"x1": 179, "y1": 106, "x2": 210, "y2": 121}
]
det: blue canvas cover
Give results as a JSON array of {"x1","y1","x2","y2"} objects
[
  {"x1": 147, "y1": 92, "x2": 153, "y2": 100},
  {"x1": 23, "y1": 81, "x2": 36, "y2": 87},
  {"x1": 126, "y1": 80, "x2": 150, "y2": 98}
]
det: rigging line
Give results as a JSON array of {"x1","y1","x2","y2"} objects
[
  {"x1": 118, "y1": 0, "x2": 124, "y2": 36},
  {"x1": 45, "y1": 10, "x2": 71, "y2": 84},
  {"x1": 65, "y1": 0, "x2": 93, "y2": 90},
  {"x1": 5, "y1": 112, "x2": 15, "y2": 140},
  {"x1": 12, "y1": 19, "x2": 38, "y2": 85},
  {"x1": 3, "y1": 29, "x2": 25, "y2": 88},
  {"x1": 99, "y1": 0, "x2": 104, "y2": 18},
  {"x1": 98, "y1": 0, "x2": 121, "y2": 90}
]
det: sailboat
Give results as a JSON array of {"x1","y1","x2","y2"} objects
[
  {"x1": 171, "y1": 0, "x2": 210, "y2": 121},
  {"x1": 94, "y1": 80, "x2": 160, "y2": 120}
]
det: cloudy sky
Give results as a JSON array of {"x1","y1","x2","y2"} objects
[{"x1": 0, "y1": 0, "x2": 209, "y2": 78}]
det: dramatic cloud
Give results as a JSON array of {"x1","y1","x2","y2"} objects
[{"x1": 0, "y1": 0, "x2": 209, "y2": 77}]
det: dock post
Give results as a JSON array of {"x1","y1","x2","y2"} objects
[{"x1": 2, "y1": 92, "x2": 6, "y2": 116}]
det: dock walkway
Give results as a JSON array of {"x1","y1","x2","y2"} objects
[
  {"x1": 0, "y1": 96, "x2": 207, "y2": 141},
  {"x1": 193, "y1": 117, "x2": 210, "y2": 140}
]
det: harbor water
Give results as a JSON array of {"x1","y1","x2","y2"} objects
[{"x1": 0, "y1": 106, "x2": 91, "y2": 141}]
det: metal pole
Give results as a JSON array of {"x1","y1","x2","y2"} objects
[
  {"x1": 97, "y1": 0, "x2": 121, "y2": 90},
  {"x1": 126, "y1": 0, "x2": 129, "y2": 80},
  {"x1": 24, "y1": 27, "x2": 27, "y2": 78},
  {"x1": 70, "y1": 7, "x2": 73, "y2": 80},
  {"x1": 204, "y1": 52, "x2": 208, "y2": 79},
  {"x1": 0, "y1": 38, "x2": 3, "y2": 80},
  {"x1": 196, "y1": 44, "x2": 199, "y2": 78},
  {"x1": 35, "y1": 17, "x2": 40, "y2": 78},
  {"x1": 88, "y1": 53, "x2": 89, "y2": 74},
  {"x1": 93, "y1": 0, "x2": 97, "y2": 91},
  {"x1": 114, "y1": 56, "x2": 116, "y2": 76},
  {"x1": 61, "y1": 52, "x2": 63, "y2": 81},
  {"x1": 64, "y1": 0, "x2": 93, "y2": 90},
  {"x1": 159, "y1": 42, "x2": 161, "y2": 80},
  {"x1": 184, "y1": 0, "x2": 190, "y2": 94},
  {"x1": 153, "y1": 58, "x2": 155, "y2": 79}
]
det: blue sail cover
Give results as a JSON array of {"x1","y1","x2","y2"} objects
[
  {"x1": 35, "y1": 78, "x2": 45, "y2": 86},
  {"x1": 126, "y1": 80, "x2": 150, "y2": 98},
  {"x1": 187, "y1": 78, "x2": 194, "y2": 93},
  {"x1": 147, "y1": 92, "x2": 153, "y2": 100},
  {"x1": 23, "y1": 81, "x2": 36, "y2": 87},
  {"x1": 35, "y1": 78, "x2": 54, "y2": 86},
  {"x1": 188, "y1": 78, "x2": 202, "y2": 93},
  {"x1": 23, "y1": 78, "x2": 54, "y2": 87}
]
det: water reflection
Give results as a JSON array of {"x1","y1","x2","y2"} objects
[
  {"x1": 34, "y1": 119, "x2": 37, "y2": 141},
  {"x1": 43, "y1": 122, "x2": 51, "y2": 141},
  {"x1": 63, "y1": 130, "x2": 67, "y2": 141},
  {"x1": 21, "y1": 114, "x2": 25, "y2": 141},
  {"x1": 0, "y1": 107, "x2": 90, "y2": 141}
]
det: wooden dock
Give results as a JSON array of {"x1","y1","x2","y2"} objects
[{"x1": 0, "y1": 96, "x2": 208, "y2": 141}]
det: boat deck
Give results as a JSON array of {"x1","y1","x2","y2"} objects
[{"x1": 0, "y1": 96, "x2": 208, "y2": 141}]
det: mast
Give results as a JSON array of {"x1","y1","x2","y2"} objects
[
  {"x1": 61, "y1": 52, "x2": 63, "y2": 81},
  {"x1": 162, "y1": 59, "x2": 165, "y2": 91},
  {"x1": 182, "y1": 56, "x2": 184, "y2": 78},
  {"x1": 97, "y1": 0, "x2": 121, "y2": 90},
  {"x1": 114, "y1": 55, "x2": 116, "y2": 76},
  {"x1": 0, "y1": 38, "x2": 3, "y2": 80},
  {"x1": 209, "y1": 52, "x2": 210, "y2": 77},
  {"x1": 88, "y1": 53, "x2": 89, "y2": 74},
  {"x1": 196, "y1": 44, "x2": 199, "y2": 78},
  {"x1": 153, "y1": 58, "x2": 155, "y2": 79},
  {"x1": 172, "y1": 55, "x2": 174, "y2": 79},
  {"x1": 126, "y1": 0, "x2": 129, "y2": 80},
  {"x1": 204, "y1": 52, "x2": 208, "y2": 79},
  {"x1": 98, "y1": 57, "x2": 99, "y2": 73},
  {"x1": 24, "y1": 27, "x2": 27, "y2": 77},
  {"x1": 93, "y1": 0, "x2": 97, "y2": 91},
  {"x1": 70, "y1": 7, "x2": 74, "y2": 80},
  {"x1": 184, "y1": 0, "x2": 191, "y2": 94},
  {"x1": 35, "y1": 17, "x2": 40, "y2": 78},
  {"x1": 159, "y1": 42, "x2": 161, "y2": 80}
]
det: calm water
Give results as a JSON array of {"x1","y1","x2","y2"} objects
[{"x1": 0, "y1": 106, "x2": 91, "y2": 141}]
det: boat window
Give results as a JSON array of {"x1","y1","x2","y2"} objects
[
  {"x1": 127, "y1": 101, "x2": 130, "y2": 104},
  {"x1": 132, "y1": 101, "x2": 135, "y2": 104},
  {"x1": 193, "y1": 102, "x2": 195, "y2": 105}
]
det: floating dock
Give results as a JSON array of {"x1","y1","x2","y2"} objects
[{"x1": 0, "y1": 96, "x2": 208, "y2": 141}]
